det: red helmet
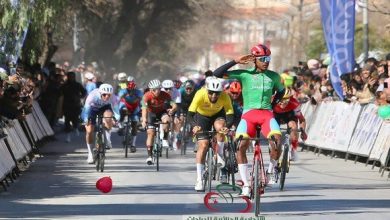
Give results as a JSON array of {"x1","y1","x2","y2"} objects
[
  {"x1": 173, "y1": 80, "x2": 182, "y2": 89},
  {"x1": 127, "y1": 81, "x2": 136, "y2": 90},
  {"x1": 96, "y1": 176, "x2": 112, "y2": 193},
  {"x1": 251, "y1": 44, "x2": 271, "y2": 57},
  {"x1": 229, "y1": 81, "x2": 242, "y2": 93}
]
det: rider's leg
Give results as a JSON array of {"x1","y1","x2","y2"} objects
[
  {"x1": 85, "y1": 123, "x2": 95, "y2": 162},
  {"x1": 196, "y1": 139, "x2": 209, "y2": 181},
  {"x1": 261, "y1": 113, "x2": 282, "y2": 174},
  {"x1": 130, "y1": 119, "x2": 138, "y2": 147},
  {"x1": 161, "y1": 114, "x2": 170, "y2": 147},
  {"x1": 288, "y1": 120, "x2": 299, "y2": 151},
  {"x1": 173, "y1": 116, "x2": 182, "y2": 149},
  {"x1": 214, "y1": 118, "x2": 227, "y2": 167},
  {"x1": 235, "y1": 116, "x2": 252, "y2": 188},
  {"x1": 103, "y1": 110, "x2": 114, "y2": 148}
]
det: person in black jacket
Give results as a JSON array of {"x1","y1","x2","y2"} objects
[{"x1": 61, "y1": 71, "x2": 87, "y2": 142}]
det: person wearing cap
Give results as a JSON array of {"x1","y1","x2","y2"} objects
[{"x1": 84, "y1": 71, "x2": 96, "y2": 94}]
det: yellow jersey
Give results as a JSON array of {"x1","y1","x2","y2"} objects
[{"x1": 188, "y1": 88, "x2": 234, "y2": 117}]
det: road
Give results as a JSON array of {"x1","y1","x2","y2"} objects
[{"x1": 0, "y1": 129, "x2": 389, "y2": 220}]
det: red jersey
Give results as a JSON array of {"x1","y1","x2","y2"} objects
[
  {"x1": 142, "y1": 91, "x2": 171, "y2": 113},
  {"x1": 273, "y1": 97, "x2": 300, "y2": 114}
]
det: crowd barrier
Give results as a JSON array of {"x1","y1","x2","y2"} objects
[
  {"x1": 0, "y1": 101, "x2": 54, "y2": 190},
  {"x1": 301, "y1": 101, "x2": 390, "y2": 177}
]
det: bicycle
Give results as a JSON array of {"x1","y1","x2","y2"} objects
[
  {"x1": 122, "y1": 113, "x2": 136, "y2": 158},
  {"x1": 178, "y1": 113, "x2": 191, "y2": 155},
  {"x1": 94, "y1": 115, "x2": 112, "y2": 172},
  {"x1": 225, "y1": 129, "x2": 238, "y2": 187},
  {"x1": 278, "y1": 128, "x2": 290, "y2": 191},
  {"x1": 150, "y1": 121, "x2": 167, "y2": 171},
  {"x1": 194, "y1": 128, "x2": 226, "y2": 193},
  {"x1": 236, "y1": 125, "x2": 273, "y2": 216}
]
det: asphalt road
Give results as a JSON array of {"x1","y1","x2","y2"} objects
[{"x1": 0, "y1": 128, "x2": 389, "y2": 220}]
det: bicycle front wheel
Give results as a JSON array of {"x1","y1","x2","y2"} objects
[
  {"x1": 279, "y1": 145, "x2": 289, "y2": 191},
  {"x1": 124, "y1": 124, "x2": 130, "y2": 158},
  {"x1": 253, "y1": 159, "x2": 261, "y2": 216}
]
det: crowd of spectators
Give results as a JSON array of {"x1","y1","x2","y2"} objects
[{"x1": 281, "y1": 53, "x2": 390, "y2": 108}]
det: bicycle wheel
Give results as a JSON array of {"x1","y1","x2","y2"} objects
[
  {"x1": 165, "y1": 146, "x2": 169, "y2": 158},
  {"x1": 279, "y1": 144, "x2": 289, "y2": 191},
  {"x1": 253, "y1": 158, "x2": 261, "y2": 216},
  {"x1": 207, "y1": 147, "x2": 213, "y2": 193},
  {"x1": 124, "y1": 123, "x2": 130, "y2": 158},
  {"x1": 95, "y1": 132, "x2": 102, "y2": 172}
]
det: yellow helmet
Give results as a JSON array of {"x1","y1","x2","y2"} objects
[
  {"x1": 283, "y1": 88, "x2": 293, "y2": 99},
  {"x1": 281, "y1": 73, "x2": 294, "y2": 87}
]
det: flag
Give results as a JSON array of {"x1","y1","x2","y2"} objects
[{"x1": 320, "y1": 0, "x2": 356, "y2": 99}]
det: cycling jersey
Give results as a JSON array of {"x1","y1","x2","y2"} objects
[
  {"x1": 227, "y1": 68, "x2": 284, "y2": 110},
  {"x1": 142, "y1": 90, "x2": 172, "y2": 113},
  {"x1": 273, "y1": 97, "x2": 300, "y2": 114},
  {"x1": 162, "y1": 87, "x2": 181, "y2": 104},
  {"x1": 179, "y1": 87, "x2": 196, "y2": 113},
  {"x1": 188, "y1": 88, "x2": 234, "y2": 117},
  {"x1": 85, "y1": 82, "x2": 97, "y2": 94},
  {"x1": 118, "y1": 88, "x2": 143, "y2": 114},
  {"x1": 81, "y1": 88, "x2": 120, "y2": 122}
]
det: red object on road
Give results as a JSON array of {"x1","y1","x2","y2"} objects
[{"x1": 96, "y1": 176, "x2": 112, "y2": 193}]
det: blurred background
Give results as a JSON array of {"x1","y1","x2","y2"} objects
[{"x1": 1, "y1": 0, "x2": 390, "y2": 81}]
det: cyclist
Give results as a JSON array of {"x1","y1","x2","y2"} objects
[
  {"x1": 81, "y1": 83, "x2": 120, "y2": 164},
  {"x1": 117, "y1": 78, "x2": 143, "y2": 153},
  {"x1": 273, "y1": 88, "x2": 308, "y2": 161},
  {"x1": 226, "y1": 80, "x2": 243, "y2": 127},
  {"x1": 188, "y1": 77, "x2": 234, "y2": 191},
  {"x1": 161, "y1": 79, "x2": 181, "y2": 150},
  {"x1": 141, "y1": 79, "x2": 177, "y2": 165},
  {"x1": 84, "y1": 72, "x2": 96, "y2": 94},
  {"x1": 177, "y1": 80, "x2": 197, "y2": 148},
  {"x1": 115, "y1": 72, "x2": 127, "y2": 94},
  {"x1": 213, "y1": 44, "x2": 285, "y2": 196},
  {"x1": 173, "y1": 79, "x2": 182, "y2": 90}
]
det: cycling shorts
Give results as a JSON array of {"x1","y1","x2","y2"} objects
[
  {"x1": 147, "y1": 110, "x2": 169, "y2": 129},
  {"x1": 88, "y1": 104, "x2": 113, "y2": 126},
  {"x1": 194, "y1": 110, "x2": 225, "y2": 140},
  {"x1": 236, "y1": 109, "x2": 281, "y2": 139},
  {"x1": 274, "y1": 111, "x2": 298, "y2": 125}
]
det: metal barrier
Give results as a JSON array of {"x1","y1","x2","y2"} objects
[
  {"x1": 0, "y1": 102, "x2": 54, "y2": 191},
  {"x1": 301, "y1": 101, "x2": 390, "y2": 177}
]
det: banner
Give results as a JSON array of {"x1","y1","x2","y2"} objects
[
  {"x1": 320, "y1": 0, "x2": 356, "y2": 99},
  {"x1": 369, "y1": 122, "x2": 390, "y2": 166}
]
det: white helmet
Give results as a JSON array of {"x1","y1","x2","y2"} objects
[
  {"x1": 179, "y1": 76, "x2": 188, "y2": 83},
  {"x1": 118, "y1": 72, "x2": 127, "y2": 81},
  {"x1": 127, "y1": 75, "x2": 135, "y2": 82},
  {"x1": 206, "y1": 77, "x2": 223, "y2": 92},
  {"x1": 162, "y1": 79, "x2": 174, "y2": 89},
  {"x1": 85, "y1": 72, "x2": 95, "y2": 80},
  {"x1": 148, "y1": 79, "x2": 161, "y2": 89},
  {"x1": 99, "y1": 83, "x2": 114, "y2": 94}
]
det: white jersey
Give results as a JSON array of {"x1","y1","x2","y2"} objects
[
  {"x1": 81, "y1": 89, "x2": 120, "y2": 122},
  {"x1": 162, "y1": 87, "x2": 181, "y2": 104}
]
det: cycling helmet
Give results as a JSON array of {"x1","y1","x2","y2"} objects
[
  {"x1": 251, "y1": 44, "x2": 271, "y2": 57},
  {"x1": 85, "y1": 72, "x2": 95, "y2": 80},
  {"x1": 283, "y1": 88, "x2": 292, "y2": 99},
  {"x1": 162, "y1": 79, "x2": 174, "y2": 88},
  {"x1": 127, "y1": 75, "x2": 135, "y2": 82},
  {"x1": 173, "y1": 80, "x2": 182, "y2": 89},
  {"x1": 206, "y1": 77, "x2": 223, "y2": 92},
  {"x1": 127, "y1": 81, "x2": 136, "y2": 90},
  {"x1": 118, "y1": 72, "x2": 127, "y2": 81},
  {"x1": 229, "y1": 81, "x2": 242, "y2": 93},
  {"x1": 179, "y1": 76, "x2": 188, "y2": 83},
  {"x1": 148, "y1": 79, "x2": 161, "y2": 89},
  {"x1": 99, "y1": 83, "x2": 114, "y2": 94},
  {"x1": 184, "y1": 80, "x2": 195, "y2": 88}
]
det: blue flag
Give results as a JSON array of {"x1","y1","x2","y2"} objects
[{"x1": 320, "y1": 0, "x2": 356, "y2": 99}]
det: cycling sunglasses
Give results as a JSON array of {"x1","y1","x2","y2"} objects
[
  {"x1": 256, "y1": 56, "x2": 271, "y2": 63},
  {"x1": 102, "y1": 93, "x2": 111, "y2": 97},
  {"x1": 208, "y1": 91, "x2": 221, "y2": 96}
]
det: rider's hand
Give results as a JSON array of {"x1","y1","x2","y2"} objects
[
  {"x1": 234, "y1": 54, "x2": 255, "y2": 64},
  {"x1": 167, "y1": 108, "x2": 173, "y2": 116},
  {"x1": 141, "y1": 119, "x2": 147, "y2": 129},
  {"x1": 192, "y1": 126, "x2": 202, "y2": 135},
  {"x1": 220, "y1": 127, "x2": 229, "y2": 134}
]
